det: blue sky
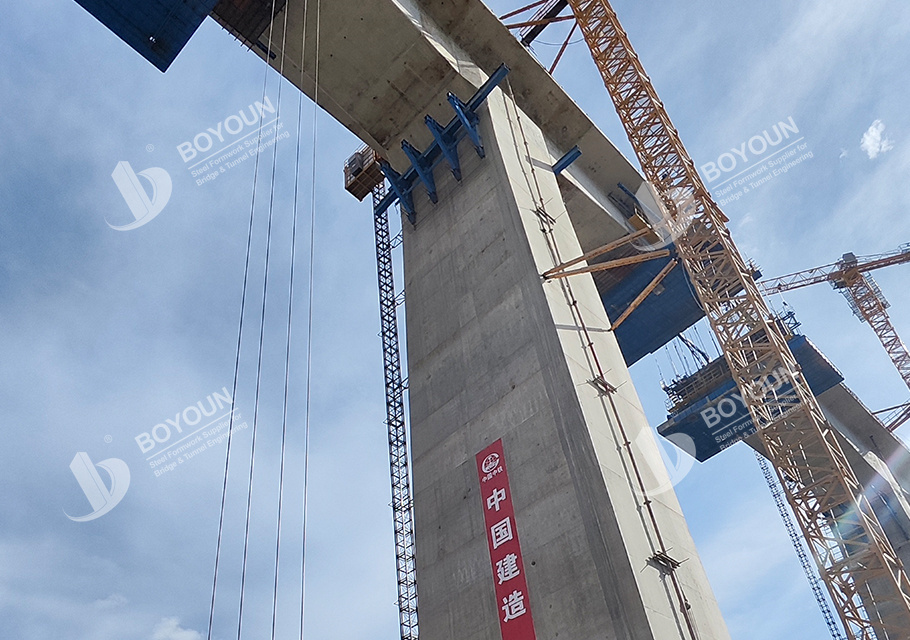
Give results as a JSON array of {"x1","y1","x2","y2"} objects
[{"x1": 1, "y1": 1, "x2": 908, "y2": 639}]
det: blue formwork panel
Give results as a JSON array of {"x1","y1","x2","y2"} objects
[
  {"x1": 600, "y1": 247, "x2": 705, "y2": 365},
  {"x1": 656, "y1": 335, "x2": 844, "y2": 462},
  {"x1": 74, "y1": 0, "x2": 218, "y2": 71}
]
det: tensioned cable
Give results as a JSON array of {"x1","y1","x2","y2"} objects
[
  {"x1": 269, "y1": 0, "x2": 309, "y2": 637},
  {"x1": 206, "y1": 3, "x2": 280, "y2": 638},
  {"x1": 236, "y1": 0, "x2": 287, "y2": 636},
  {"x1": 299, "y1": 1, "x2": 321, "y2": 638},
  {"x1": 532, "y1": 36, "x2": 584, "y2": 47},
  {"x1": 665, "y1": 344, "x2": 679, "y2": 378}
]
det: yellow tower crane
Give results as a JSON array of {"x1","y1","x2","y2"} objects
[
  {"x1": 508, "y1": 0, "x2": 910, "y2": 636},
  {"x1": 760, "y1": 245, "x2": 910, "y2": 432}
]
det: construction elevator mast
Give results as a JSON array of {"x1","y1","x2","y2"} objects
[
  {"x1": 369, "y1": 178, "x2": 419, "y2": 640},
  {"x1": 562, "y1": 0, "x2": 910, "y2": 636}
]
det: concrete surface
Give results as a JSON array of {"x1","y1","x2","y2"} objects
[
  {"x1": 217, "y1": 0, "x2": 733, "y2": 636},
  {"x1": 401, "y1": 80, "x2": 730, "y2": 638}
]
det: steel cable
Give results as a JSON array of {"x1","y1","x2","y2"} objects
[
  {"x1": 206, "y1": 2, "x2": 280, "y2": 637},
  {"x1": 299, "y1": 1, "x2": 320, "y2": 638},
  {"x1": 236, "y1": 0, "x2": 286, "y2": 636},
  {"x1": 268, "y1": 0, "x2": 309, "y2": 637}
]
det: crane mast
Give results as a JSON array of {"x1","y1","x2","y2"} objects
[
  {"x1": 562, "y1": 0, "x2": 910, "y2": 636},
  {"x1": 844, "y1": 270, "x2": 910, "y2": 405},
  {"x1": 760, "y1": 246, "x2": 910, "y2": 431}
]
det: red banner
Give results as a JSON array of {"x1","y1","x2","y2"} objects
[{"x1": 476, "y1": 439, "x2": 537, "y2": 640}]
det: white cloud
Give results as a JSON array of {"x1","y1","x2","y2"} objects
[
  {"x1": 860, "y1": 119, "x2": 895, "y2": 159},
  {"x1": 150, "y1": 618, "x2": 202, "y2": 640}
]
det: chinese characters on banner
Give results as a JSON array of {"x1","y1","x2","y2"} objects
[{"x1": 476, "y1": 439, "x2": 537, "y2": 639}]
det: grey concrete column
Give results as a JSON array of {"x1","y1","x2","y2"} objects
[{"x1": 403, "y1": 84, "x2": 730, "y2": 640}]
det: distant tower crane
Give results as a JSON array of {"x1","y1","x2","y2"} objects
[
  {"x1": 759, "y1": 245, "x2": 910, "y2": 431},
  {"x1": 541, "y1": 0, "x2": 910, "y2": 636}
]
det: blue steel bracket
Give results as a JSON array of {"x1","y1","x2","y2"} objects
[
  {"x1": 447, "y1": 93, "x2": 485, "y2": 159},
  {"x1": 401, "y1": 139, "x2": 438, "y2": 204},
  {"x1": 372, "y1": 64, "x2": 511, "y2": 222},
  {"x1": 553, "y1": 146, "x2": 581, "y2": 175},
  {"x1": 380, "y1": 160, "x2": 416, "y2": 224},
  {"x1": 425, "y1": 116, "x2": 462, "y2": 181},
  {"x1": 618, "y1": 182, "x2": 647, "y2": 210}
]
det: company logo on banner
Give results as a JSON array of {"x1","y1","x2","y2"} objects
[{"x1": 475, "y1": 439, "x2": 537, "y2": 639}]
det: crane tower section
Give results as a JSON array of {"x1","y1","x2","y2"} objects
[{"x1": 563, "y1": 0, "x2": 910, "y2": 636}]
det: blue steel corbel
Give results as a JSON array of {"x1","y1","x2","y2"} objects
[
  {"x1": 447, "y1": 92, "x2": 485, "y2": 159},
  {"x1": 401, "y1": 139, "x2": 438, "y2": 204},
  {"x1": 618, "y1": 182, "x2": 648, "y2": 212},
  {"x1": 553, "y1": 146, "x2": 581, "y2": 175},
  {"x1": 371, "y1": 64, "x2": 510, "y2": 221},
  {"x1": 380, "y1": 160, "x2": 416, "y2": 224},
  {"x1": 425, "y1": 115, "x2": 462, "y2": 181}
]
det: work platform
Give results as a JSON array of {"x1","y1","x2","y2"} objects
[{"x1": 657, "y1": 320, "x2": 910, "y2": 624}]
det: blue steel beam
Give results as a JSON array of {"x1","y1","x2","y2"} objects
[
  {"x1": 402, "y1": 140, "x2": 438, "y2": 203},
  {"x1": 374, "y1": 64, "x2": 510, "y2": 219},
  {"x1": 553, "y1": 145, "x2": 581, "y2": 175},
  {"x1": 425, "y1": 116, "x2": 462, "y2": 181},
  {"x1": 447, "y1": 93, "x2": 485, "y2": 159},
  {"x1": 380, "y1": 161, "x2": 416, "y2": 224}
]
